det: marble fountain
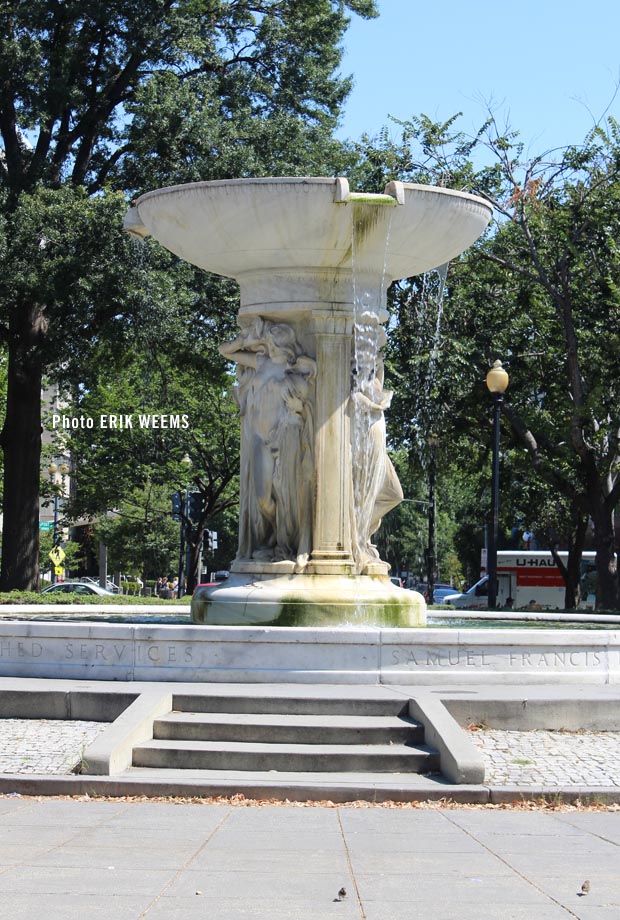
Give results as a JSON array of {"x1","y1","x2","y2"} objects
[{"x1": 125, "y1": 176, "x2": 492, "y2": 629}]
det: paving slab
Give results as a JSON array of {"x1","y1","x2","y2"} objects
[
  {"x1": 344, "y1": 851, "x2": 516, "y2": 877},
  {"x1": 486, "y1": 851, "x2": 620, "y2": 878},
  {"x1": 25, "y1": 844, "x2": 201, "y2": 871},
  {"x1": 553, "y1": 811, "x2": 620, "y2": 843},
  {"x1": 362, "y1": 905, "x2": 574, "y2": 920},
  {"x1": 0, "y1": 894, "x2": 151, "y2": 920},
  {"x1": 146, "y1": 902, "x2": 361, "y2": 920},
  {"x1": 191, "y1": 847, "x2": 351, "y2": 873},
  {"x1": 0, "y1": 864, "x2": 175, "y2": 897},
  {"x1": 0, "y1": 799, "x2": 617, "y2": 919},
  {"x1": 442, "y1": 808, "x2": 589, "y2": 834},
  {"x1": 355, "y1": 870, "x2": 558, "y2": 905},
  {"x1": 163, "y1": 868, "x2": 352, "y2": 901},
  {"x1": 1, "y1": 797, "x2": 128, "y2": 825}
]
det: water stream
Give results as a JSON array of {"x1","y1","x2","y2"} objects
[
  {"x1": 422, "y1": 263, "x2": 449, "y2": 409},
  {"x1": 412, "y1": 262, "x2": 450, "y2": 471},
  {"x1": 350, "y1": 200, "x2": 394, "y2": 572}
]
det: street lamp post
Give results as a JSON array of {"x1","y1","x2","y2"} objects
[
  {"x1": 485, "y1": 360, "x2": 509, "y2": 610},
  {"x1": 177, "y1": 453, "x2": 192, "y2": 599}
]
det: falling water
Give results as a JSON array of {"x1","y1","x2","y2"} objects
[
  {"x1": 406, "y1": 262, "x2": 450, "y2": 471},
  {"x1": 422, "y1": 263, "x2": 449, "y2": 409},
  {"x1": 350, "y1": 199, "x2": 395, "y2": 569}
]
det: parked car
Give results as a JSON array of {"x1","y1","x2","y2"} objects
[
  {"x1": 390, "y1": 576, "x2": 403, "y2": 588},
  {"x1": 78, "y1": 576, "x2": 121, "y2": 594},
  {"x1": 41, "y1": 582, "x2": 116, "y2": 596},
  {"x1": 409, "y1": 583, "x2": 457, "y2": 603}
]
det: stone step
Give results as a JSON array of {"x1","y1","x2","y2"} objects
[
  {"x1": 171, "y1": 693, "x2": 408, "y2": 717},
  {"x1": 153, "y1": 711, "x2": 424, "y2": 745},
  {"x1": 132, "y1": 739, "x2": 439, "y2": 774},
  {"x1": 120, "y1": 766, "x2": 457, "y2": 803}
]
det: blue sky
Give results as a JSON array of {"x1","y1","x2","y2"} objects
[{"x1": 337, "y1": 0, "x2": 620, "y2": 157}]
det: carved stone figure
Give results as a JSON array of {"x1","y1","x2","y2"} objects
[
  {"x1": 350, "y1": 350, "x2": 403, "y2": 570},
  {"x1": 219, "y1": 319, "x2": 316, "y2": 570}
]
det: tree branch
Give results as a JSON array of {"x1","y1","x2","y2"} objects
[
  {"x1": 502, "y1": 403, "x2": 587, "y2": 509},
  {"x1": 605, "y1": 474, "x2": 620, "y2": 512},
  {"x1": 479, "y1": 250, "x2": 549, "y2": 290}
]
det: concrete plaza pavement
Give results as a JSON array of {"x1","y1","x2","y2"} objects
[{"x1": 0, "y1": 794, "x2": 618, "y2": 919}]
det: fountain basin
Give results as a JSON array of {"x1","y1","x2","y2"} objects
[{"x1": 129, "y1": 177, "x2": 493, "y2": 281}]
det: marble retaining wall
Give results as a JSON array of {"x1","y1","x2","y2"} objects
[{"x1": 0, "y1": 623, "x2": 619, "y2": 684}]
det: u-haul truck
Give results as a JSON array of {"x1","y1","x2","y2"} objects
[{"x1": 445, "y1": 551, "x2": 597, "y2": 610}]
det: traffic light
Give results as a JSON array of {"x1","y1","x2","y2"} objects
[
  {"x1": 202, "y1": 530, "x2": 219, "y2": 557},
  {"x1": 171, "y1": 491, "x2": 182, "y2": 520},
  {"x1": 188, "y1": 491, "x2": 202, "y2": 521}
]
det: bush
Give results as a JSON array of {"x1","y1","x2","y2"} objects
[{"x1": 0, "y1": 591, "x2": 186, "y2": 605}]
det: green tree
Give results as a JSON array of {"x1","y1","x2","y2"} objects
[
  {"x1": 60, "y1": 335, "x2": 242, "y2": 592},
  {"x1": 95, "y1": 483, "x2": 180, "y2": 581},
  {"x1": 447, "y1": 117, "x2": 620, "y2": 608},
  {"x1": 351, "y1": 112, "x2": 620, "y2": 608},
  {"x1": 0, "y1": 0, "x2": 378, "y2": 589},
  {"x1": 0, "y1": 186, "x2": 142, "y2": 589}
]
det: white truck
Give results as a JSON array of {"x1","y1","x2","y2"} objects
[{"x1": 444, "y1": 550, "x2": 597, "y2": 610}]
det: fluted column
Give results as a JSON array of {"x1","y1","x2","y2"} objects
[{"x1": 307, "y1": 310, "x2": 355, "y2": 575}]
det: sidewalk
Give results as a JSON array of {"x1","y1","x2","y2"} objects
[{"x1": 0, "y1": 795, "x2": 618, "y2": 919}]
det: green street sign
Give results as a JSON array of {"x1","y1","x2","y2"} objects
[{"x1": 39, "y1": 522, "x2": 53, "y2": 531}]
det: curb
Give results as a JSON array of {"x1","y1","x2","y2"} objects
[{"x1": 0, "y1": 773, "x2": 618, "y2": 804}]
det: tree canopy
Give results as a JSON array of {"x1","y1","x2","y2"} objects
[
  {"x1": 351, "y1": 112, "x2": 620, "y2": 607},
  {"x1": 0, "y1": 0, "x2": 377, "y2": 589}
]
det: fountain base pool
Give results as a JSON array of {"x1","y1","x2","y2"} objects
[{"x1": 191, "y1": 573, "x2": 426, "y2": 627}]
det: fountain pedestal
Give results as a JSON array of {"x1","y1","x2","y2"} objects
[{"x1": 125, "y1": 177, "x2": 492, "y2": 627}]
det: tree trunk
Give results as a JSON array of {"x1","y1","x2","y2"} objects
[
  {"x1": 564, "y1": 516, "x2": 588, "y2": 610},
  {"x1": 590, "y1": 495, "x2": 619, "y2": 610},
  {"x1": 187, "y1": 533, "x2": 203, "y2": 595},
  {"x1": 551, "y1": 516, "x2": 588, "y2": 610},
  {"x1": 0, "y1": 330, "x2": 44, "y2": 591}
]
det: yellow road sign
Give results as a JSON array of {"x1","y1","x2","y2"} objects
[
  {"x1": 54, "y1": 566, "x2": 64, "y2": 577},
  {"x1": 48, "y1": 546, "x2": 66, "y2": 566}
]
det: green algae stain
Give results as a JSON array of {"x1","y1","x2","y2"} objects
[
  {"x1": 272, "y1": 594, "x2": 425, "y2": 628},
  {"x1": 352, "y1": 201, "x2": 383, "y2": 244},
  {"x1": 349, "y1": 193, "x2": 397, "y2": 206}
]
